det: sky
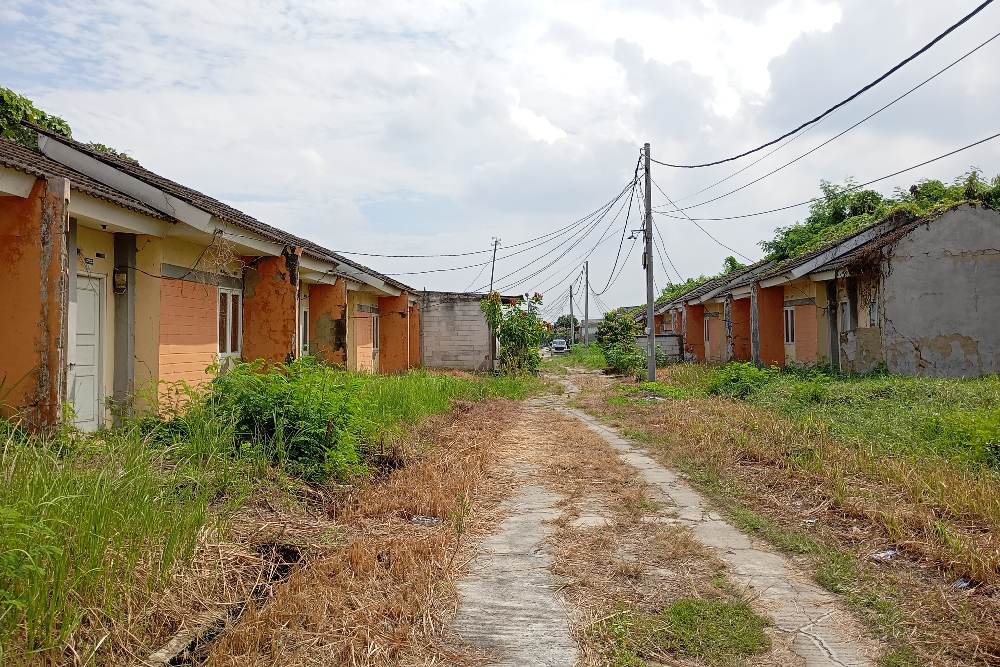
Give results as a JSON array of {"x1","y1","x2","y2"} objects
[{"x1": 2, "y1": 0, "x2": 998, "y2": 320}]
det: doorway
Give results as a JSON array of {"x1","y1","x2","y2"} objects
[{"x1": 70, "y1": 274, "x2": 104, "y2": 431}]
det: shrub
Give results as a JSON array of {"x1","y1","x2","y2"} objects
[
  {"x1": 706, "y1": 362, "x2": 776, "y2": 399},
  {"x1": 208, "y1": 357, "x2": 362, "y2": 482},
  {"x1": 480, "y1": 293, "x2": 547, "y2": 375},
  {"x1": 597, "y1": 310, "x2": 646, "y2": 375},
  {"x1": 605, "y1": 342, "x2": 646, "y2": 376}
]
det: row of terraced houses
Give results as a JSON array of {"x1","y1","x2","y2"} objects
[
  {"x1": 0, "y1": 127, "x2": 433, "y2": 432},
  {"x1": 646, "y1": 203, "x2": 999, "y2": 378}
]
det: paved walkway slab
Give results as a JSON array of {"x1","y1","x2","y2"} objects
[
  {"x1": 561, "y1": 403, "x2": 874, "y2": 667},
  {"x1": 453, "y1": 478, "x2": 579, "y2": 666}
]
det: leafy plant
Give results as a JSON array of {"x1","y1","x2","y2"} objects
[
  {"x1": 0, "y1": 87, "x2": 71, "y2": 148},
  {"x1": 596, "y1": 310, "x2": 646, "y2": 375},
  {"x1": 480, "y1": 293, "x2": 547, "y2": 374},
  {"x1": 706, "y1": 362, "x2": 777, "y2": 399}
]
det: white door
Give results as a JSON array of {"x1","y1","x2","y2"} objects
[{"x1": 70, "y1": 276, "x2": 102, "y2": 431}]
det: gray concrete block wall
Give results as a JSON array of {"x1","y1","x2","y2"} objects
[{"x1": 421, "y1": 294, "x2": 493, "y2": 370}]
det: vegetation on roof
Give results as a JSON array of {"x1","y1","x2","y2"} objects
[
  {"x1": 0, "y1": 86, "x2": 138, "y2": 163},
  {"x1": 657, "y1": 255, "x2": 746, "y2": 305},
  {"x1": 761, "y1": 170, "x2": 1000, "y2": 261}
]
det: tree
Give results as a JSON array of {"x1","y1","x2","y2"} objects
[
  {"x1": 554, "y1": 314, "x2": 579, "y2": 330},
  {"x1": 480, "y1": 293, "x2": 547, "y2": 374},
  {"x1": 0, "y1": 86, "x2": 71, "y2": 148}
]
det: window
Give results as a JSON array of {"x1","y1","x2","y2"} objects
[
  {"x1": 868, "y1": 302, "x2": 878, "y2": 328},
  {"x1": 839, "y1": 301, "x2": 849, "y2": 332},
  {"x1": 372, "y1": 314, "x2": 380, "y2": 350},
  {"x1": 783, "y1": 306, "x2": 795, "y2": 344},
  {"x1": 704, "y1": 317, "x2": 710, "y2": 342},
  {"x1": 218, "y1": 287, "x2": 242, "y2": 357}
]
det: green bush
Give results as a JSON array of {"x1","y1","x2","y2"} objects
[
  {"x1": 605, "y1": 342, "x2": 646, "y2": 376},
  {"x1": 597, "y1": 311, "x2": 646, "y2": 375},
  {"x1": 706, "y1": 362, "x2": 777, "y2": 399}
]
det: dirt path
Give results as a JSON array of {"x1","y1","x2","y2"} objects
[{"x1": 451, "y1": 379, "x2": 876, "y2": 666}]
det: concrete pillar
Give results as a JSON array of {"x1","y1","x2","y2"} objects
[
  {"x1": 378, "y1": 292, "x2": 410, "y2": 373},
  {"x1": 308, "y1": 280, "x2": 348, "y2": 365},
  {"x1": 826, "y1": 280, "x2": 840, "y2": 370},
  {"x1": 683, "y1": 304, "x2": 705, "y2": 361},
  {"x1": 407, "y1": 302, "x2": 421, "y2": 369},
  {"x1": 243, "y1": 248, "x2": 300, "y2": 363},
  {"x1": 723, "y1": 296, "x2": 734, "y2": 362},
  {"x1": 751, "y1": 282, "x2": 784, "y2": 366},
  {"x1": 0, "y1": 177, "x2": 69, "y2": 430},
  {"x1": 113, "y1": 233, "x2": 136, "y2": 418}
]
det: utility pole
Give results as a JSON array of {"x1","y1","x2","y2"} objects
[
  {"x1": 488, "y1": 237, "x2": 500, "y2": 372},
  {"x1": 643, "y1": 143, "x2": 655, "y2": 382},
  {"x1": 584, "y1": 261, "x2": 590, "y2": 347},
  {"x1": 569, "y1": 283, "x2": 575, "y2": 346}
]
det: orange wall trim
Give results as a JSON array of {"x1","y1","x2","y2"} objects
[
  {"x1": 158, "y1": 278, "x2": 217, "y2": 398},
  {"x1": 0, "y1": 178, "x2": 69, "y2": 430},
  {"x1": 378, "y1": 293, "x2": 410, "y2": 374},
  {"x1": 243, "y1": 251, "x2": 299, "y2": 364},
  {"x1": 309, "y1": 281, "x2": 348, "y2": 365}
]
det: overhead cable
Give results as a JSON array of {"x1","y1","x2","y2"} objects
[{"x1": 650, "y1": 0, "x2": 995, "y2": 169}]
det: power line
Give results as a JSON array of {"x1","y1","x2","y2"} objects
[
  {"x1": 650, "y1": 176, "x2": 755, "y2": 261},
  {"x1": 650, "y1": 0, "x2": 995, "y2": 169},
  {"x1": 660, "y1": 29, "x2": 1000, "y2": 213},
  {"x1": 653, "y1": 221, "x2": 683, "y2": 282},
  {"x1": 653, "y1": 131, "x2": 1000, "y2": 222}
]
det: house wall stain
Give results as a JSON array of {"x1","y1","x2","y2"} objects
[
  {"x1": 880, "y1": 205, "x2": 999, "y2": 377},
  {"x1": 308, "y1": 281, "x2": 348, "y2": 365},
  {"x1": 752, "y1": 283, "x2": 784, "y2": 367},
  {"x1": 729, "y1": 297, "x2": 751, "y2": 361},
  {"x1": 682, "y1": 304, "x2": 705, "y2": 361},
  {"x1": 242, "y1": 249, "x2": 299, "y2": 364},
  {"x1": 0, "y1": 177, "x2": 69, "y2": 430}
]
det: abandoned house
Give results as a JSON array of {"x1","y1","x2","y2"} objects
[
  {"x1": 652, "y1": 204, "x2": 998, "y2": 377},
  {"x1": 0, "y1": 130, "x2": 421, "y2": 432}
]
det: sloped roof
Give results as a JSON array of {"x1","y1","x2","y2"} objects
[
  {"x1": 0, "y1": 137, "x2": 172, "y2": 221},
  {"x1": 31, "y1": 125, "x2": 414, "y2": 293}
]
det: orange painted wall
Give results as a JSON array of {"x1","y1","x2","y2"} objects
[
  {"x1": 0, "y1": 178, "x2": 68, "y2": 429},
  {"x1": 309, "y1": 281, "x2": 348, "y2": 365},
  {"x1": 794, "y1": 303, "x2": 818, "y2": 364},
  {"x1": 158, "y1": 278, "x2": 216, "y2": 392},
  {"x1": 243, "y1": 252, "x2": 298, "y2": 363},
  {"x1": 654, "y1": 312, "x2": 667, "y2": 334},
  {"x1": 731, "y1": 298, "x2": 751, "y2": 361},
  {"x1": 408, "y1": 303, "x2": 421, "y2": 368},
  {"x1": 683, "y1": 304, "x2": 705, "y2": 361},
  {"x1": 757, "y1": 285, "x2": 785, "y2": 367},
  {"x1": 378, "y1": 292, "x2": 410, "y2": 374},
  {"x1": 354, "y1": 312, "x2": 375, "y2": 373}
]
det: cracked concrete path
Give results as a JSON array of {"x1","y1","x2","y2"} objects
[
  {"x1": 561, "y1": 401, "x2": 875, "y2": 667},
  {"x1": 453, "y1": 466, "x2": 579, "y2": 666}
]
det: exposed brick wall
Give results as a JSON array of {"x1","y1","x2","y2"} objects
[
  {"x1": 309, "y1": 281, "x2": 348, "y2": 365},
  {"x1": 421, "y1": 294, "x2": 491, "y2": 370},
  {"x1": 242, "y1": 250, "x2": 298, "y2": 364},
  {"x1": 158, "y1": 278, "x2": 216, "y2": 392}
]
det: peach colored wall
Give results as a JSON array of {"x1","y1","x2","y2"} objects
[
  {"x1": 794, "y1": 304, "x2": 818, "y2": 364},
  {"x1": 243, "y1": 251, "x2": 299, "y2": 364},
  {"x1": 355, "y1": 311, "x2": 375, "y2": 373},
  {"x1": 706, "y1": 306, "x2": 724, "y2": 362},
  {"x1": 757, "y1": 284, "x2": 785, "y2": 367},
  {"x1": 408, "y1": 303, "x2": 421, "y2": 368},
  {"x1": 0, "y1": 178, "x2": 69, "y2": 430},
  {"x1": 731, "y1": 298, "x2": 751, "y2": 361},
  {"x1": 378, "y1": 292, "x2": 410, "y2": 374},
  {"x1": 158, "y1": 278, "x2": 217, "y2": 393},
  {"x1": 309, "y1": 281, "x2": 348, "y2": 365},
  {"x1": 683, "y1": 304, "x2": 705, "y2": 361}
]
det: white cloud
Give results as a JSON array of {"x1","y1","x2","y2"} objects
[{"x1": 3, "y1": 0, "x2": 998, "y2": 315}]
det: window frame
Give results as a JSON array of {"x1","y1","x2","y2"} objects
[
  {"x1": 703, "y1": 317, "x2": 710, "y2": 343},
  {"x1": 372, "y1": 313, "x2": 380, "y2": 350},
  {"x1": 783, "y1": 306, "x2": 795, "y2": 344},
  {"x1": 300, "y1": 306, "x2": 310, "y2": 355},
  {"x1": 218, "y1": 286, "x2": 243, "y2": 358}
]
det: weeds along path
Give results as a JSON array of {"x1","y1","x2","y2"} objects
[{"x1": 550, "y1": 375, "x2": 875, "y2": 666}]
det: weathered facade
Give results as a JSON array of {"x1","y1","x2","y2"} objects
[
  {"x1": 1, "y1": 131, "x2": 421, "y2": 432},
  {"x1": 649, "y1": 204, "x2": 999, "y2": 378},
  {"x1": 420, "y1": 291, "x2": 495, "y2": 371}
]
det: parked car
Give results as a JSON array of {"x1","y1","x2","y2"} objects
[{"x1": 551, "y1": 338, "x2": 569, "y2": 354}]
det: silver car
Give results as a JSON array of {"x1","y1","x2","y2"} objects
[{"x1": 551, "y1": 338, "x2": 569, "y2": 354}]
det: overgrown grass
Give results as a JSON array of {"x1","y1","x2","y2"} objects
[
  {"x1": 542, "y1": 343, "x2": 607, "y2": 371},
  {"x1": 0, "y1": 364, "x2": 536, "y2": 663},
  {"x1": 667, "y1": 362, "x2": 1000, "y2": 471},
  {"x1": 594, "y1": 599, "x2": 770, "y2": 666}
]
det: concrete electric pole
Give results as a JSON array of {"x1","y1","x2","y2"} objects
[
  {"x1": 489, "y1": 237, "x2": 500, "y2": 371},
  {"x1": 584, "y1": 261, "x2": 589, "y2": 347},
  {"x1": 569, "y1": 283, "x2": 575, "y2": 346},
  {"x1": 643, "y1": 143, "x2": 655, "y2": 382}
]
